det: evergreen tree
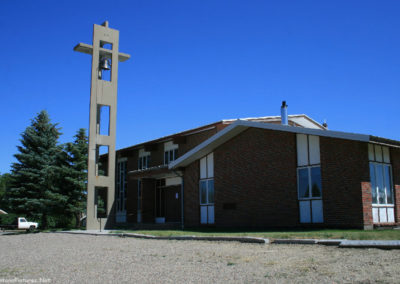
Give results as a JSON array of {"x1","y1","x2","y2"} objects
[
  {"x1": 59, "y1": 128, "x2": 88, "y2": 228},
  {"x1": 7, "y1": 110, "x2": 64, "y2": 228},
  {"x1": 0, "y1": 173, "x2": 12, "y2": 210}
]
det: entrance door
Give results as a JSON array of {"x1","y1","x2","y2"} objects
[
  {"x1": 155, "y1": 181, "x2": 181, "y2": 223},
  {"x1": 155, "y1": 185, "x2": 166, "y2": 223},
  {"x1": 165, "y1": 186, "x2": 181, "y2": 222}
]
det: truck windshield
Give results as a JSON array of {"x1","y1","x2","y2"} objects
[{"x1": 20, "y1": 219, "x2": 26, "y2": 222}]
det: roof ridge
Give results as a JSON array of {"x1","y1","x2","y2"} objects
[{"x1": 223, "y1": 114, "x2": 309, "y2": 122}]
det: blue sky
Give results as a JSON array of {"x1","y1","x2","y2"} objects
[{"x1": 1, "y1": 0, "x2": 400, "y2": 173}]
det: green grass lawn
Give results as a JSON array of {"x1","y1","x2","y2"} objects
[{"x1": 111, "y1": 228, "x2": 400, "y2": 240}]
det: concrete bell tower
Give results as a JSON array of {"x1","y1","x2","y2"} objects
[{"x1": 74, "y1": 21, "x2": 130, "y2": 230}]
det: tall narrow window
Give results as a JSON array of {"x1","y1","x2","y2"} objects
[
  {"x1": 296, "y1": 134, "x2": 323, "y2": 223},
  {"x1": 116, "y1": 159, "x2": 127, "y2": 223},
  {"x1": 199, "y1": 153, "x2": 214, "y2": 224},
  {"x1": 297, "y1": 167, "x2": 322, "y2": 199},
  {"x1": 164, "y1": 141, "x2": 178, "y2": 165},
  {"x1": 138, "y1": 148, "x2": 151, "y2": 170},
  {"x1": 369, "y1": 144, "x2": 394, "y2": 223}
]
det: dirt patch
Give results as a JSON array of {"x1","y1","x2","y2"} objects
[{"x1": 0, "y1": 233, "x2": 399, "y2": 283}]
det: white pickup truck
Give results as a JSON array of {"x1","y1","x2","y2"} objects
[{"x1": 0, "y1": 217, "x2": 39, "y2": 232}]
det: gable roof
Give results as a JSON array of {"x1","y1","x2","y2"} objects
[
  {"x1": 117, "y1": 114, "x2": 325, "y2": 154},
  {"x1": 168, "y1": 120, "x2": 399, "y2": 169},
  {"x1": 117, "y1": 120, "x2": 224, "y2": 154}
]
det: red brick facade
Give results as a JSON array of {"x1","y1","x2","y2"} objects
[
  {"x1": 319, "y1": 137, "x2": 370, "y2": 229},
  {"x1": 212, "y1": 128, "x2": 298, "y2": 228},
  {"x1": 391, "y1": 148, "x2": 400, "y2": 224},
  {"x1": 395, "y1": 185, "x2": 400, "y2": 224},
  {"x1": 119, "y1": 121, "x2": 399, "y2": 229},
  {"x1": 179, "y1": 128, "x2": 219, "y2": 156},
  {"x1": 183, "y1": 161, "x2": 200, "y2": 227},
  {"x1": 182, "y1": 128, "x2": 399, "y2": 229},
  {"x1": 361, "y1": 182, "x2": 373, "y2": 229},
  {"x1": 125, "y1": 151, "x2": 138, "y2": 223},
  {"x1": 123, "y1": 125, "x2": 221, "y2": 225}
]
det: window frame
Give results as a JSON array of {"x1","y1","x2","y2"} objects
[
  {"x1": 116, "y1": 160, "x2": 127, "y2": 212},
  {"x1": 164, "y1": 148, "x2": 178, "y2": 165},
  {"x1": 138, "y1": 155, "x2": 150, "y2": 170},
  {"x1": 297, "y1": 165, "x2": 323, "y2": 201},
  {"x1": 370, "y1": 162, "x2": 394, "y2": 206},
  {"x1": 199, "y1": 178, "x2": 214, "y2": 205}
]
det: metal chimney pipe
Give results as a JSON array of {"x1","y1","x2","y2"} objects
[{"x1": 281, "y1": 101, "x2": 288, "y2": 125}]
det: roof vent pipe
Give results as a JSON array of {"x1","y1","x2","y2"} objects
[{"x1": 281, "y1": 101, "x2": 288, "y2": 125}]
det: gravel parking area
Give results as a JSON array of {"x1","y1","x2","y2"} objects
[{"x1": 0, "y1": 233, "x2": 399, "y2": 283}]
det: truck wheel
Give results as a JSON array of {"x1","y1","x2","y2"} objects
[{"x1": 28, "y1": 226, "x2": 35, "y2": 233}]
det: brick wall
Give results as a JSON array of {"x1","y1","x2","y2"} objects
[
  {"x1": 179, "y1": 128, "x2": 218, "y2": 156},
  {"x1": 183, "y1": 160, "x2": 200, "y2": 227},
  {"x1": 319, "y1": 137, "x2": 370, "y2": 228},
  {"x1": 121, "y1": 122, "x2": 400, "y2": 228},
  {"x1": 361, "y1": 182, "x2": 373, "y2": 229},
  {"x1": 126, "y1": 179, "x2": 138, "y2": 223},
  {"x1": 213, "y1": 128, "x2": 298, "y2": 228},
  {"x1": 148, "y1": 144, "x2": 164, "y2": 167},
  {"x1": 141, "y1": 178, "x2": 156, "y2": 223},
  {"x1": 391, "y1": 148, "x2": 400, "y2": 224},
  {"x1": 395, "y1": 185, "x2": 400, "y2": 224},
  {"x1": 123, "y1": 125, "x2": 221, "y2": 225},
  {"x1": 125, "y1": 151, "x2": 138, "y2": 223},
  {"x1": 183, "y1": 128, "x2": 379, "y2": 229}
]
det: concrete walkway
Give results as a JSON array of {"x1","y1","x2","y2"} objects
[
  {"x1": 51, "y1": 230, "x2": 400, "y2": 249},
  {"x1": 54, "y1": 230, "x2": 269, "y2": 244},
  {"x1": 339, "y1": 240, "x2": 400, "y2": 249}
]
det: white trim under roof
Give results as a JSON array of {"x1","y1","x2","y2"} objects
[
  {"x1": 289, "y1": 115, "x2": 325, "y2": 130},
  {"x1": 138, "y1": 148, "x2": 150, "y2": 157},
  {"x1": 222, "y1": 114, "x2": 326, "y2": 130},
  {"x1": 169, "y1": 120, "x2": 370, "y2": 169}
]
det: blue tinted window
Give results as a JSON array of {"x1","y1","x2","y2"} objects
[
  {"x1": 311, "y1": 167, "x2": 322, "y2": 198},
  {"x1": 298, "y1": 168, "x2": 309, "y2": 198}
]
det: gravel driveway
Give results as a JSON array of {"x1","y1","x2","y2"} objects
[{"x1": 0, "y1": 233, "x2": 399, "y2": 283}]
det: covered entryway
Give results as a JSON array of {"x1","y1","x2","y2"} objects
[
  {"x1": 129, "y1": 165, "x2": 182, "y2": 226},
  {"x1": 155, "y1": 179, "x2": 181, "y2": 223}
]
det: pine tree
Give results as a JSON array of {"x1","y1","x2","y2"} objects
[
  {"x1": 0, "y1": 173, "x2": 12, "y2": 210},
  {"x1": 8, "y1": 110, "x2": 64, "y2": 228},
  {"x1": 59, "y1": 128, "x2": 88, "y2": 228}
]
